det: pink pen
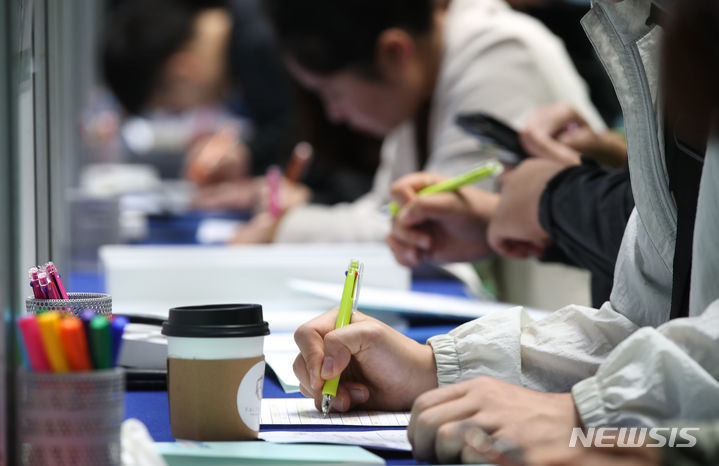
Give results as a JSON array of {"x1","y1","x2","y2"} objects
[
  {"x1": 38, "y1": 271, "x2": 61, "y2": 300},
  {"x1": 267, "y1": 165, "x2": 282, "y2": 218},
  {"x1": 45, "y1": 262, "x2": 69, "y2": 299},
  {"x1": 29, "y1": 267, "x2": 47, "y2": 299}
]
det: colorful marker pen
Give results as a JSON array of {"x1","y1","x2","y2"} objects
[
  {"x1": 16, "y1": 322, "x2": 33, "y2": 371},
  {"x1": 267, "y1": 165, "x2": 282, "y2": 218},
  {"x1": 17, "y1": 314, "x2": 52, "y2": 372},
  {"x1": 110, "y1": 315, "x2": 128, "y2": 367},
  {"x1": 89, "y1": 315, "x2": 112, "y2": 370},
  {"x1": 59, "y1": 317, "x2": 93, "y2": 371},
  {"x1": 37, "y1": 312, "x2": 70, "y2": 372}
]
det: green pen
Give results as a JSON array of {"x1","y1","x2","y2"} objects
[
  {"x1": 387, "y1": 160, "x2": 503, "y2": 217},
  {"x1": 321, "y1": 259, "x2": 363, "y2": 416},
  {"x1": 89, "y1": 315, "x2": 113, "y2": 370}
]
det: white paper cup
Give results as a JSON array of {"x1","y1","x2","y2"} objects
[{"x1": 161, "y1": 304, "x2": 269, "y2": 440}]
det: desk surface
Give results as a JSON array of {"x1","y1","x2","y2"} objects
[
  {"x1": 71, "y1": 268, "x2": 469, "y2": 464},
  {"x1": 124, "y1": 323, "x2": 456, "y2": 465}
]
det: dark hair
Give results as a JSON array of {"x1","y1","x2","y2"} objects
[
  {"x1": 101, "y1": 0, "x2": 222, "y2": 114},
  {"x1": 662, "y1": 0, "x2": 719, "y2": 133},
  {"x1": 263, "y1": 0, "x2": 434, "y2": 77}
]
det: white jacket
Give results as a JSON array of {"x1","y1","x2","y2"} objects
[
  {"x1": 274, "y1": 0, "x2": 604, "y2": 243},
  {"x1": 428, "y1": 0, "x2": 719, "y2": 427}
]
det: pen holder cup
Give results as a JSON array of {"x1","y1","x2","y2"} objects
[
  {"x1": 17, "y1": 368, "x2": 125, "y2": 466},
  {"x1": 25, "y1": 292, "x2": 112, "y2": 317}
]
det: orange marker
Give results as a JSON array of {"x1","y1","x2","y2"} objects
[
  {"x1": 59, "y1": 317, "x2": 93, "y2": 371},
  {"x1": 37, "y1": 312, "x2": 70, "y2": 372},
  {"x1": 285, "y1": 141, "x2": 313, "y2": 183}
]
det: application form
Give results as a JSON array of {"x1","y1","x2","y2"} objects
[
  {"x1": 260, "y1": 429, "x2": 412, "y2": 451},
  {"x1": 261, "y1": 398, "x2": 410, "y2": 427}
]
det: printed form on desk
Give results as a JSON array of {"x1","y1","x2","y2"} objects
[
  {"x1": 260, "y1": 430, "x2": 412, "y2": 452},
  {"x1": 261, "y1": 398, "x2": 410, "y2": 427}
]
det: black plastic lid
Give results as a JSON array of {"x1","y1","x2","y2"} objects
[{"x1": 161, "y1": 304, "x2": 270, "y2": 338}]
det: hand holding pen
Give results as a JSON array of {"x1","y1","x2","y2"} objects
[
  {"x1": 230, "y1": 142, "x2": 313, "y2": 244},
  {"x1": 387, "y1": 160, "x2": 502, "y2": 217},
  {"x1": 186, "y1": 124, "x2": 250, "y2": 186},
  {"x1": 387, "y1": 166, "x2": 502, "y2": 267},
  {"x1": 321, "y1": 259, "x2": 363, "y2": 415},
  {"x1": 292, "y1": 264, "x2": 438, "y2": 414}
]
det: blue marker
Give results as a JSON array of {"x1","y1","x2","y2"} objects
[
  {"x1": 110, "y1": 315, "x2": 128, "y2": 367},
  {"x1": 16, "y1": 323, "x2": 32, "y2": 370},
  {"x1": 80, "y1": 309, "x2": 96, "y2": 333}
]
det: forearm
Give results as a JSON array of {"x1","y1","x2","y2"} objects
[
  {"x1": 428, "y1": 302, "x2": 639, "y2": 393},
  {"x1": 590, "y1": 131, "x2": 627, "y2": 168},
  {"x1": 572, "y1": 299, "x2": 719, "y2": 427}
]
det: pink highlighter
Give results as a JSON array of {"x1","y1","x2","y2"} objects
[
  {"x1": 38, "y1": 271, "x2": 61, "y2": 300},
  {"x1": 18, "y1": 314, "x2": 52, "y2": 372},
  {"x1": 267, "y1": 165, "x2": 283, "y2": 218},
  {"x1": 29, "y1": 267, "x2": 46, "y2": 299},
  {"x1": 45, "y1": 262, "x2": 69, "y2": 299}
]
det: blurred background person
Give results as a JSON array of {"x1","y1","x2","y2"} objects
[
  {"x1": 390, "y1": 102, "x2": 632, "y2": 307},
  {"x1": 101, "y1": 0, "x2": 381, "y2": 210},
  {"x1": 232, "y1": 0, "x2": 604, "y2": 247},
  {"x1": 504, "y1": 0, "x2": 622, "y2": 128},
  {"x1": 103, "y1": 0, "x2": 290, "y2": 182}
]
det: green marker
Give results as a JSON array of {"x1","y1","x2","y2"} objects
[
  {"x1": 388, "y1": 160, "x2": 503, "y2": 217},
  {"x1": 89, "y1": 315, "x2": 112, "y2": 369},
  {"x1": 321, "y1": 259, "x2": 363, "y2": 416}
]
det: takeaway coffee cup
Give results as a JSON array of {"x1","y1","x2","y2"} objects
[{"x1": 161, "y1": 304, "x2": 270, "y2": 441}]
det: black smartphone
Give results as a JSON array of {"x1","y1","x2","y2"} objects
[{"x1": 456, "y1": 113, "x2": 529, "y2": 165}]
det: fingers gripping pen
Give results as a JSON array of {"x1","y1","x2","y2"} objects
[{"x1": 321, "y1": 259, "x2": 363, "y2": 416}]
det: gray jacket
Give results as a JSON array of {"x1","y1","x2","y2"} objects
[{"x1": 428, "y1": 0, "x2": 719, "y2": 427}]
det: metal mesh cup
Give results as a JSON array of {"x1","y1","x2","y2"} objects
[
  {"x1": 25, "y1": 292, "x2": 112, "y2": 317},
  {"x1": 17, "y1": 369, "x2": 125, "y2": 466}
]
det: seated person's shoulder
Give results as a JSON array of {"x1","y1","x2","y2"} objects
[{"x1": 445, "y1": 0, "x2": 562, "y2": 55}]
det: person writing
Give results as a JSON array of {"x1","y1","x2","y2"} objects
[
  {"x1": 389, "y1": 102, "x2": 633, "y2": 306},
  {"x1": 292, "y1": 0, "x2": 719, "y2": 463},
  {"x1": 232, "y1": 0, "x2": 604, "y2": 243}
]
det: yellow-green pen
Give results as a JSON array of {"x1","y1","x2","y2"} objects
[
  {"x1": 387, "y1": 160, "x2": 503, "y2": 217},
  {"x1": 321, "y1": 259, "x2": 363, "y2": 416}
]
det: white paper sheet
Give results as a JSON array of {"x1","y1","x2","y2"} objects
[
  {"x1": 289, "y1": 279, "x2": 549, "y2": 320},
  {"x1": 101, "y1": 244, "x2": 410, "y2": 312},
  {"x1": 195, "y1": 218, "x2": 245, "y2": 244},
  {"x1": 261, "y1": 398, "x2": 410, "y2": 427},
  {"x1": 259, "y1": 429, "x2": 412, "y2": 451},
  {"x1": 265, "y1": 333, "x2": 301, "y2": 393}
]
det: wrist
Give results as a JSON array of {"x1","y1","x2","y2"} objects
[
  {"x1": 467, "y1": 189, "x2": 500, "y2": 221},
  {"x1": 590, "y1": 131, "x2": 628, "y2": 167},
  {"x1": 411, "y1": 342, "x2": 439, "y2": 400}
]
